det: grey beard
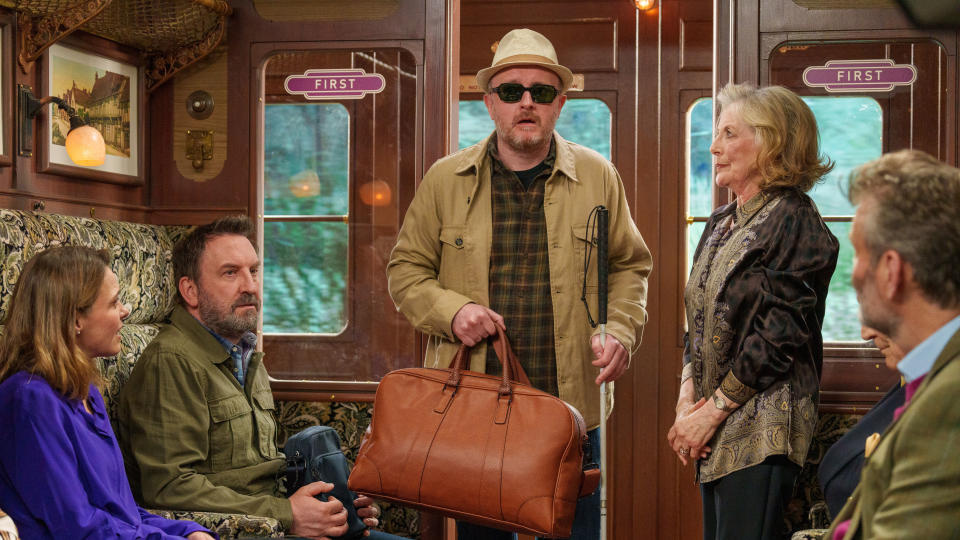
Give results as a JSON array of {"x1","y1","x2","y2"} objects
[
  {"x1": 199, "y1": 293, "x2": 259, "y2": 338},
  {"x1": 502, "y1": 128, "x2": 548, "y2": 153}
]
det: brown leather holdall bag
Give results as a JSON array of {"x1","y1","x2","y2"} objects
[{"x1": 348, "y1": 329, "x2": 600, "y2": 538}]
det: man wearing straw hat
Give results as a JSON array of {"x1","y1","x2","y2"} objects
[{"x1": 387, "y1": 28, "x2": 651, "y2": 539}]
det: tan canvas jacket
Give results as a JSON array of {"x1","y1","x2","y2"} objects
[{"x1": 387, "y1": 132, "x2": 652, "y2": 429}]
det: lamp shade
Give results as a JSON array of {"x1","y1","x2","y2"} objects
[
  {"x1": 65, "y1": 125, "x2": 106, "y2": 166},
  {"x1": 359, "y1": 179, "x2": 392, "y2": 206},
  {"x1": 289, "y1": 169, "x2": 321, "y2": 198},
  {"x1": 634, "y1": 0, "x2": 656, "y2": 10}
]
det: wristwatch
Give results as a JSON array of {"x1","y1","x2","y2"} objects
[{"x1": 713, "y1": 393, "x2": 734, "y2": 412}]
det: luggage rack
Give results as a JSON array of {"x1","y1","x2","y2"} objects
[{"x1": 3, "y1": 0, "x2": 231, "y2": 91}]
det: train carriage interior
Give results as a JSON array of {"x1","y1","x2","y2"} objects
[{"x1": 0, "y1": 0, "x2": 957, "y2": 538}]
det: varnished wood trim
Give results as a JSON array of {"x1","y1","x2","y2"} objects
[
  {"x1": 0, "y1": 188, "x2": 149, "y2": 212},
  {"x1": 269, "y1": 378, "x2": 378, "y2": 402}
]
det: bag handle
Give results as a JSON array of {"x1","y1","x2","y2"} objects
[{"x1": 446, "y1": 326, "x2": 532, "y2": 395}]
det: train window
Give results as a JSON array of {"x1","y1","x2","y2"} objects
[
  {"x1": 458, "y1": 99, "x2": 612, "y2": 158},
  {"x1": 686, "y1": 98, "x2": 712, "y2": 275},
  {"x1": 684, "y1": 95, "x2": 881, "y2": 342},
  {"x1": 258, "y1": 48, "x2": 419, "y2": 382},
  {"x1": 805, "y1": 96, "x2": 882, "y2": 341},
  {"x1": 263, "y1": 103, "x2": 350, "y2": 334}
]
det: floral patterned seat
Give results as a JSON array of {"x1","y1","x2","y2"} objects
[
  {"x1": 0, "y1": 209, "x2": 283, "y2": 538},
  {"x1": 786, "y1": 412, "x2": 862, "y2": 540}
]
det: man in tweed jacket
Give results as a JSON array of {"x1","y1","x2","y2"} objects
[{"x1": 826, "y1": 149, "x2": 960, "y2": 539}]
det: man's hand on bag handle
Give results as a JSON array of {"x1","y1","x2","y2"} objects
[
  {"x1": 452, "y1": 303, "x2": 506, "y2": 346},
  {"x1": 289, "y1": 481, "x2": 349, "y2": 539},
  {"x1": 591, "y1": 334, "x2": 629, "y2": 384}
]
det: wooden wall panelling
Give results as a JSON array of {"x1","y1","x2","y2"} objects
[
  {"x1": 628, "y1": 2, "x2": 664, "y2": 538},
  {"x1": 172, "y1": 44, "x2": 228, "y2": 182},
  {"x1": 656, "y1": 1, "x2": 714, "y2": 538},
  {"x1": 760, "y1": 0, "x2": 914, "y2": 33},
  {"x1": 0, "y1": 10, "x2": 13, "y2": 174},
  {"x1": 252, "y1": 0, "x2": 401, "y2": 22},
  {"x1": 148, "y1": 0, "x2": 447, "y2": 226}
]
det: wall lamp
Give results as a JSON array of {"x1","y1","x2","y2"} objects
[
  {"x1": 18, "y1": 84, "x2": 106, "y2": 166},
  {"x1": 634, "y1": 0, "x2": 656, "y2": 10}
]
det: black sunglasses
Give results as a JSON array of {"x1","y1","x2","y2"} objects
[{"x1": 490, "y1": 83, "x2": 560, "y2": 104}]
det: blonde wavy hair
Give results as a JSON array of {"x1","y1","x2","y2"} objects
[
  {"x1": 717, "y1": 83, "x2": 834, "y2": 192},
  {"x1": 0, "y1": 246, "x2": 111, "y2": 400}
]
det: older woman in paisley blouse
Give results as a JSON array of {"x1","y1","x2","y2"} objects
[{"x1": 667, "y1": 83, "x2": 839, "y2": 540}]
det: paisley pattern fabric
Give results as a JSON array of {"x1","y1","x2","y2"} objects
[
  {"x1": 683, "y1": 190, "x2": 838, "y2": 483},
  {"x1": 96, "y1": 324, "x2": 163, "y2": 423},
  {"x1": 276, "y1": 400, "x2": 421, "y2": 538},
  {"x1": 146, "y1": 508, "x2": 282, "y2": 538},
  {"x1": 0, "y1": 210, "x2": 187, "y2": 325}
]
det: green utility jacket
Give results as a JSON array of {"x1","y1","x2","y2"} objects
[
  {"x1": 387, "y1": 132, "x2": 652, "y2": 429},
  {"x1": 117, "y1": 305, "x2": 292, "y2": 528}
]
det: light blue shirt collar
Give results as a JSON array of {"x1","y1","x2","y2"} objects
[{"x1": 898, "y1": 314, "x2": 960, "y2": 382}]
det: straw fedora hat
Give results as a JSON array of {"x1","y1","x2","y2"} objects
[{"x1": 476, "y1": 28, "x2": 574, "y2": 93}]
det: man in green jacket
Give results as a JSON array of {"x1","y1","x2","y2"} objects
[
  {"x1": 386, "y1": 28, "x2": 652, "y2": 540},
  {"x1": 117, "y1": 216, "x2": 388, "y2": 539},
  {"x1": 825, "y1": 149, "x2": 960, "y2": 539}
]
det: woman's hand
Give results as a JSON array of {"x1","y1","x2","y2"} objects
[
  {"x1": 186, "y1": 532, "x2": 216, "y2": 540},
  {"x1": 671, "y1": 393, "x2": 733, "y2": 465},
  {"x1": 668, "y1": 397, "x2": 712, "y2": 465}
]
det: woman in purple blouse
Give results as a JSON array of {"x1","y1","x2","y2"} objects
[{"x1": 0, "y1": 246, "x2": 216, "y2": 540}]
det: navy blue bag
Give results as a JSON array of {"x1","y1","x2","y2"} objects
[{"x1": 283, "y1": 425, "x2": 367, "y2": 539}]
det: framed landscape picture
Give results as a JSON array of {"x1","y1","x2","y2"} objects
[{"x1": 40, "y1": 41, "x2": 143, "y2": 184}]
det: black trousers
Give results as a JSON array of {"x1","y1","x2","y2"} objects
[{"x1": 700, "y1": 455, "x2": 801, "y2": 540}]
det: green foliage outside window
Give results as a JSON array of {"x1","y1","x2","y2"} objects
[{"x1": 262, "y1": 103, "x2": 350, "y2": 334}]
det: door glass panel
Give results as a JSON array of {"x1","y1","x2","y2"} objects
[{"x1": 264, "y1": 104, "x2": 350, "y2": 216}]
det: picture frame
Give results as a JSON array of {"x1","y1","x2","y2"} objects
[
  {"x1": 0, "y1": 15, "x2": 12, "y2": 167},
  {"x1": 39, "y1": 38, "x2": 144, "y2": 185}
]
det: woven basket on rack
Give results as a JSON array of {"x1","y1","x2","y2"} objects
[
  {"x1": 80, "y1": 0, "x2": 229, "y2": 53},
  {"x1": 5, "y1": 0, "x2": 230, "y2": 90}
]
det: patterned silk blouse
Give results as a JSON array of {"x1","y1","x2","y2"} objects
[{"x1": 682, "y1": 188, "x2": 838, "y2": 483}]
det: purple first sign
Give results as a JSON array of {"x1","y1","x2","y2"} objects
[
  {"x1": 284, "y1": 69, "x2": 386, "y2": 100},
  {"x1": 803, "y1": 59, "x2": 917, "y2": 93}
]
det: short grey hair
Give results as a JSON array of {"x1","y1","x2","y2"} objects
[{"x1": 848, "y1": 149, "x2": 960, "y2": 309}]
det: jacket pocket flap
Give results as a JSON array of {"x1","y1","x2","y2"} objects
[
  {"x1": 253, "y1": 389, "x2": 276, "y2": 410},
  {"x1": 439, "y1": 227, "x2": 465, "y2": 249},
  {"x1": 572, "y1": 224, "x2": 594, "y2": 244},
  {"x1": 209, "y1": 394, "x2": 252, "y2": 422}
]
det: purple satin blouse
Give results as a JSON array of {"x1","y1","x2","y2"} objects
[{"x1": 0, "y1": 371, "x2": 215, "y2": 540}]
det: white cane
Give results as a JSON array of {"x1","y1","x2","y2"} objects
[
  {"x1": 595, "y1": 207, "x2": 609, "y2": 539},
  {"x1": 599, "y1": 348, "x2": 608, "y2": 540}
]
